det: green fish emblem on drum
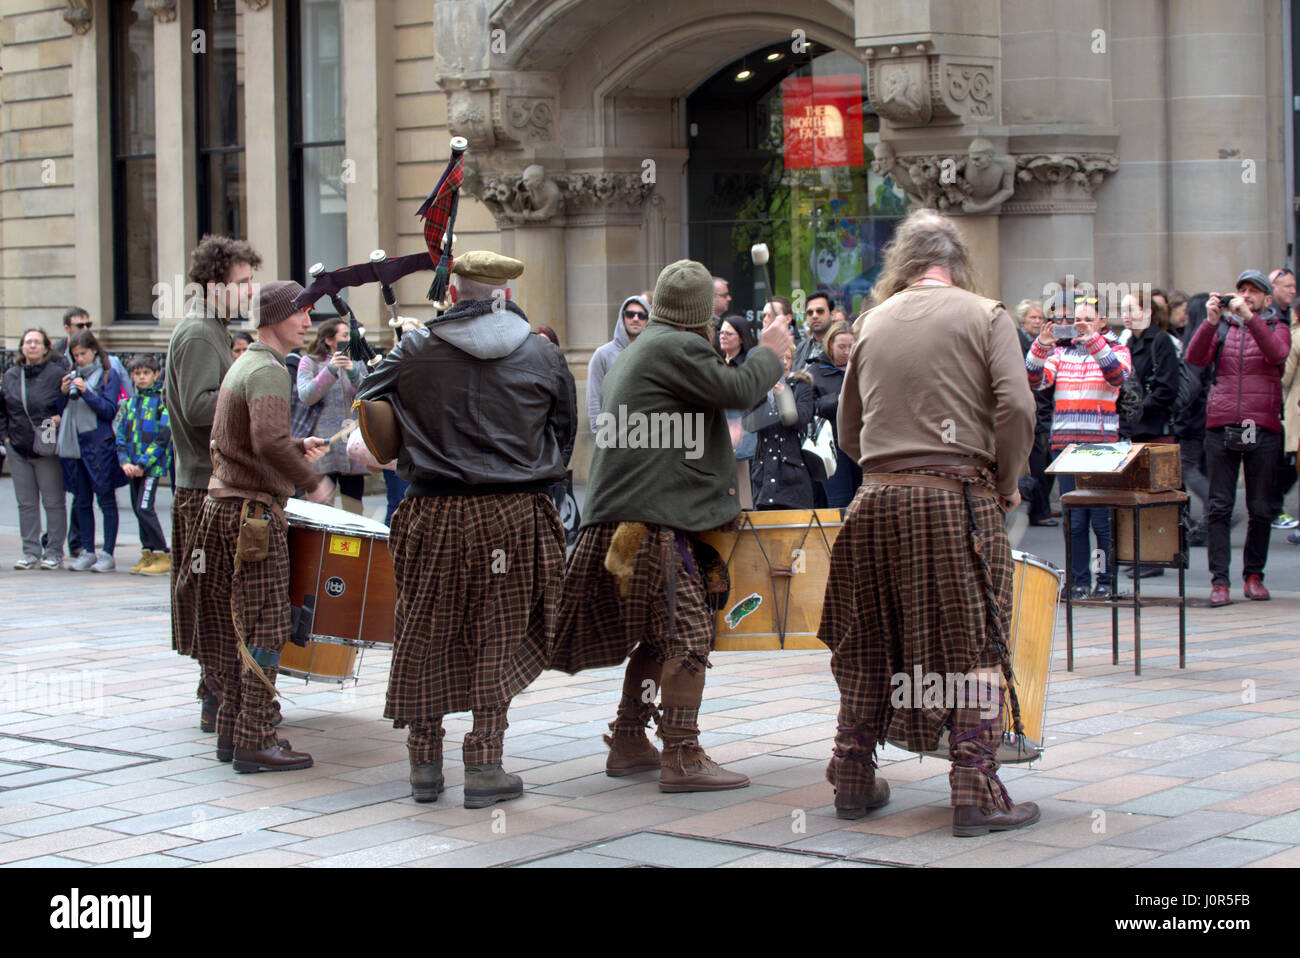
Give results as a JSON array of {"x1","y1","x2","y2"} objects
[{"x1": 725, "y1": 592, "x2": 763, "y2": 630}]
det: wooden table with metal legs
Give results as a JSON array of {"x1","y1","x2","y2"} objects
[{"x1": 1060, "y1": 488, "x2": 1189, "y2": 675}]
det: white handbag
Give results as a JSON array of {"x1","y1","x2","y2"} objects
[{"x1": 801, "y1": 417, "x2": 837, "y2": 482}]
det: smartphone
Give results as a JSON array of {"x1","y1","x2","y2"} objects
[
  {"x1": 335, "y1": 342, "x2": 349, "y2": 355},
  {"x1": 1051, "y1": 324, "x2": 1077, "y2": 340}
]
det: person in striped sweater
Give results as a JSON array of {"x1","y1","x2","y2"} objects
[{"x1": 1026, "y1": 296, "x2": 1132, "y2": 598}]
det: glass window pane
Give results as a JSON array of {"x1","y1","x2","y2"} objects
[
  {"x1": 197, "y1": 0, "x2": 245, "y2": 150},
  {"x1": 301, "y1": 0, "x2": 343, "y2": 144},
  {"x1": 204, "y1": 152, "x2": 246, "y2": 240},
  {"x1": 122, "y1": 158, "x2": 158, "y2": 315},
  {"x1": 114, "y1": 0, "x2": 155, "y2": 156},
  {"x1": 301, "y1": 144, "x2": 348, "y2": 277}
]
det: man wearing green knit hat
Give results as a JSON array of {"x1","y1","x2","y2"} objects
[{"x1": 552, "y1": 259, "x2": 792, "y2": 791}]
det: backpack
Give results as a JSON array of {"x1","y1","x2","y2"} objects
[{"x1": 1117, "y1": 373, "x2": 1145, "y2": 427}]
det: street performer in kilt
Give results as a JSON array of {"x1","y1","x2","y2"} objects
[
  {"x1": 819, "y1": 210, "x2": 1040, "y2": 835},
  {"x1": 165, "y1": 235, "x2": 262, "y2": 733},
  {"x1": 553, "y1": 260, "x2": 792, "y2": 792},
  {"x1": 356, "y1": 251, "x2": 576, "y2": 809},
  {"x1": 179, "y1": 281, "x2": 334, "y2": 772}
]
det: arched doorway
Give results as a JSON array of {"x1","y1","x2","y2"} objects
[{"x1": 686, "y1": 42, "x2": 909, "y2": 323}]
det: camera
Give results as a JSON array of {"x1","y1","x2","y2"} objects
[{"x1": 1051, "y1": 323, "x2": 1077, "y2": 340}]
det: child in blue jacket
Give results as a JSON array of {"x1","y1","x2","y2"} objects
[{"x1": 115, "y1": 354, "x2": 172, "y2": 575}]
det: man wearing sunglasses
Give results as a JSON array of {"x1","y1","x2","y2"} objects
[
  {"x1": 792, "y1": 291, "x2": 836, "y2": 371},
  {"x1": 586, "y1": 294, "x2": 650, "y2": 433}
]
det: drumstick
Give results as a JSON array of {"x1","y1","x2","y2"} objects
[{"x1": 326, "y1": 419, "x2": 359, "y2": 445}]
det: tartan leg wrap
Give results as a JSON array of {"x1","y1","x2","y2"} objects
[
  {"x1": 610, "y1": 644, "x2": 664, "y2": 738},
  {"x1": 407, "y1": 718, "x2": 446, "y2": 765},
  {"x1": 657, "y1": 652, "x2": 707, "y2": 746},
  {"x1": 213, "y1": 667, "x2": 240, "y2": 742},
  {"x1": 233, "y1": 663, "x2": 280, "y2": 751},
  {"x1": 949, "y1": 689, "x2": 1013, "y2": 813},
  {"x1": 826, "y1": 703, "x2": 879, "y2": 796},
  {"x1": 463, "y1": 708, "x2": 508, "y2": 766}
]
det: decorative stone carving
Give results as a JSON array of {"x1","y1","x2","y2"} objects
[
  {"x1": 942, "y1": 64, "x2": 995, "y2": 120},
  {"x1": 503, "y1": 97, "x2": 555, "y2": 144},
  {"x1": 958, "y1": 137, "x2": 1016, "y2": 213},
  {"x1": 445, "y1": 83, "x2": 496, "y2": 150},
  {"x1": 146, "y1": 0, "x2": 177, "y2": 22},
  {"x1": 872, "y1": 142, "x2": 1118, "y2": 215},
  {"x1": 63, "y1": 1, "x2": 93, "y2": 35},
  {"x1": 242, "y1": 0, "x2": 270, "y2": 10},
  {"x1": 434, "y1": 0, "x2": 490, "y2": 76},
  {"x1": 873, "y1": 60, "x2": 930, "y2": 127},
  {"x1": 465, "y1": 165, "x2": 655, "y2": 226},
  {"x1": 502, "y1": 165, "x2": 564, "y2": 223}
]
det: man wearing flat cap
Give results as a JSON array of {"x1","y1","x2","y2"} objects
[
  {"x1": 552, "y1": 260, "x2": 791, "y2": 792},
  {"x1": 178, "y1": 280, "x2": 334, "y2": 772},
  {"x1": 1186, "y1": 269, "x2": 1292, "y2": 606},
  {"x1": 356, "y1": 250, "x2": 576, "y2": 809}
]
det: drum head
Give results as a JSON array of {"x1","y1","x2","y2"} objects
[
  {"x1": 285, "y1": 498, "x2": 389, "y2": 535},
  {"x1": 1011, "y1": 549, "x2": 1063, "y2": 581}
]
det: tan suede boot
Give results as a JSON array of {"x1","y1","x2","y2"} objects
[
  {"x1": 606, "y1": 645, "x2": 662, "y2": 776},
  {"x1": 605, "y1": 733, "x2": 661, "y2": 777},
  {"x1": 657, "y1": 654, "x2": 748, "y2": 793}
]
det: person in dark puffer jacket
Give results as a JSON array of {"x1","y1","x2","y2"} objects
[{"x1": 1184, "y1": 270, "x2": 1291, "y2": 606}]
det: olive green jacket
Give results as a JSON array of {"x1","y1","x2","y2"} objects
[{"x1": 582, "y1": 321, "x2": 782, "y2": 532}]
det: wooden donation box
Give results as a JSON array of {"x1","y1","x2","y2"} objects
[{"x1": 1049, "y1": 443, "x2": 1183, "y2": 562}]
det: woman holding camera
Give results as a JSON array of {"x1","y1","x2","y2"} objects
[
  {"x1": 1, "y1": 328, "x2": 69, "y2": 570},
  {"x1": 1026, "y1": 298, "x2": 1132, "y2": 599},
  {"x1": 60, "y1": 331, "x2": 128, "y2": 572},
  {"x1": 297, "y1": 319, "x2": 369, "y2": 514}
]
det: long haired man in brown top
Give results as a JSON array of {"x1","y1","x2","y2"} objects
[{"x1": 818, "y1": 210, "x2": 1040, "y2": 836}]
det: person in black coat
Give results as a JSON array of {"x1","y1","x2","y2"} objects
[
  {"x1": 745, "y1": 347, "x2": 815, "y2": 510},
  {"x1": 1119, "y1": 291, "x2": 1180, "y2": 441},
  {"x1": 1, "y1": 329, "x2": 69, "y2": 569},
  {"x1": 1015, "y1": 298, "x2": 1057, "y2": 526},
  {"x1": 809, "y1": 321, "x2": 862, "y2": 508},
  {"x1": 1174, "y1": 294, "x2": 1216, "y2": 544}
]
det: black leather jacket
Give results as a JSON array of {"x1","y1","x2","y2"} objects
[{"x1": 356, "y1": 299, "x2": 576, "y2": 493}]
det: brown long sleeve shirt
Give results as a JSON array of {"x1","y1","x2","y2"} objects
[
  {"x1": 208, "y1": 342, "x2": 322, "y2": 501},
  {"x1": 838, "y1": 283, "x2": 1036, "y2": 499}
]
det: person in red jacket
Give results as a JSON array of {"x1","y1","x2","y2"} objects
[{"x1": 1184, "y1": 269, "x2": 1292, "y2": 606}]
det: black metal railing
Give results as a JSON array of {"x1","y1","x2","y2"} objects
[{"x1": 1, "y1": 349, "x2": 169, "y2": 380}]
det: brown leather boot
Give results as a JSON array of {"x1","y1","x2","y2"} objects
[
  {"x1": 660, "y1": 738, "x2": 749, "y2": 792},
  {"x1": 605, "y1": 733, "x2": 660, "y2": 777},
  {"x1": 216, "y1": 735, "x2": 234, "y2": 763},
  {"x1": 834, "y1": 779, "x2": 891, "y2": 820},
  {"x1": 232, "y1": 741, "x2": 313, "y2": 774},
  {"x1": 953, "y1": 801, "x2": 1041, "y2": 837},
  {"x1": 410, "y1": 761, "x2": 445, "y2": 803}
]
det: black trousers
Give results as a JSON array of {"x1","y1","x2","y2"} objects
[
  {"x1": 1205, "y1": 427, "x2": 1281, "y2": 586},
  {"x1": 130, "y1": 476, "x2": 169, "y2": 552},
  {"x1": 1025, "y1": 430, "x2": 1052, "y2": 522},
  {"x1": 1268, "y1": 448, "x2": 1297, "y2": 517}
]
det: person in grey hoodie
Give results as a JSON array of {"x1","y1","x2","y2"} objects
[{"x1": 586, "y1": 294, "x2": 649, "y2": 432}]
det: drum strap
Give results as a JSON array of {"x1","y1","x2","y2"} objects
[{"x1": 961, "y1": 484, "x2": 1025, "y2": 738}]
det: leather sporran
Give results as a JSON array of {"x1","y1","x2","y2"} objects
[{"x1": 235, "y1": 500, "x2": 271, "y2": 565}]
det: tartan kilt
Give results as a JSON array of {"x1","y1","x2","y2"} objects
[
  {"x1": 550, "y1": 522, "x2": 713, "y2": 675},
  {"x1": 385, "y1": 492, "x2": 564, "y2": 723},
  {"x1": 176, "y1": 496, "x2": 292, "y2": 683},
  {"x1": 817, "y1": 472, "x2": 1014, "y2": 753},
  {"x1": 169, "y1": 487, "x2": 207, "y2": 657}
]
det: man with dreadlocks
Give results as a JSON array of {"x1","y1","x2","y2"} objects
[{"x1": 819, "y1": 209, "x2": 1040, "y2": 836}]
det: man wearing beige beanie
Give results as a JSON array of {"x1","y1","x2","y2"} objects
[{"x1": 553, "y1": 259, "x2": 792, "y2": 791}]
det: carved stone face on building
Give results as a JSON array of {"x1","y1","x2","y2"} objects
[
  {"x1": 872, "y1": 141, "x2": 896, "y2": 174},
  {"x1": 968, "y1": 138, "x2": 994, "y2": 171},
  {"x1": 522, "y1": 165, "x2": 545, "y2": 192}
]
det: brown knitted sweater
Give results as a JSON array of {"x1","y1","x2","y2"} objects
[{"x1": 209, "y1": 342, "x2": 322, "y2": 500}]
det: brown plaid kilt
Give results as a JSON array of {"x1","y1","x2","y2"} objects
[
  {"x1": 385, "y1": 492, "x2": 564, "y2": 723},
  {"x1": 170, "y1": 487, "x2": 207, "y2": 658},
  {"x1": 818, "y1": 471, "x2": 1013, "y2": 755},
  {"x1": 176, "y1": 497, "x2": 292, "y2": 712},
  {"x1": 551, "y1": 522, "x2": 713, "y2": 675}
]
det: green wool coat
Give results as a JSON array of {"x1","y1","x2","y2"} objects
[{"x1": 582, "y1": 321, "x2": 782, "y2": 533}]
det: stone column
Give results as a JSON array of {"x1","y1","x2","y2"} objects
[
  {"x1": 153, "y1": 2, "x2": 198, "y2": 325},
  {"x1": 953, "y1": 215, "x2": 999, "y2": 299},
  {"x1": 71, "y1": 6, "x2": 113, "y2": 326},
  {"x1": 242, "y1": 0, "x2": 290, "y2": 278},
  {"x1": 512, "y1": 226, "x2": 567, "y2": 340}
]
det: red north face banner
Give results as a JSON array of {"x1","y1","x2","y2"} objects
[{"x1": 782, "y1": 75, "x2": 865, "y2": 169}]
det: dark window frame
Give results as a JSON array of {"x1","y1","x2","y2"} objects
[
  {"x1": 194, "y1": 0, "x2": 246, "y2": 242},
  {"x1": 109, "y1": 0, "x2": 158, "y2": 324}
]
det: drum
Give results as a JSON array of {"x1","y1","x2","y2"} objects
[
  {"x1": 697, "y1": 509, "x2": 841, "y2": 650},
  {"x1": 279, "y1": 499, "x2": 396, "y2": 683},
  {"x1": 277, "y1": 640, "x2": 359, "y2": 685}
]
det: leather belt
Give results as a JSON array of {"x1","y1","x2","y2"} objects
[
  {"x1": 861, "y1": 472, "x2": 997, "y2": 500},
  {"x1": 862, "y1": 453, "x2": 992, "y2": 477}
]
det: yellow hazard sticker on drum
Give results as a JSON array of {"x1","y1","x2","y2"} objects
[{"x1": 329, "y1": 535, "x2": 363, "y2": 558}]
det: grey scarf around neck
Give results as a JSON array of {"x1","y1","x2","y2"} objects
[{"x1": 70, "y1": 365, "x2": 105, "y2": 436}]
